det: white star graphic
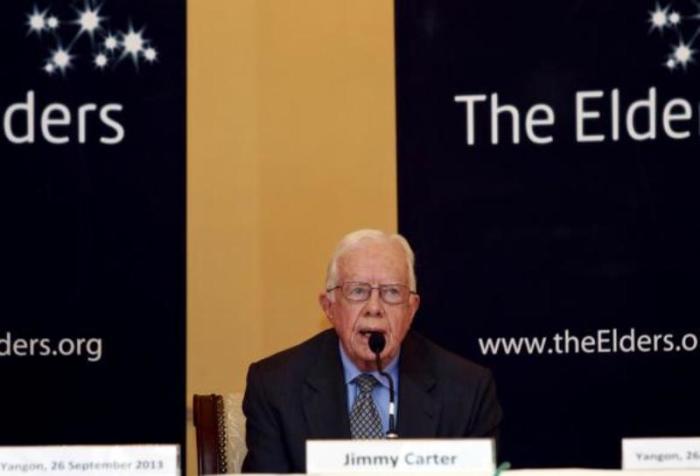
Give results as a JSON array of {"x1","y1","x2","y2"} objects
[
  {"x1": 669, "y1": 11, "x2": 681, "y2": 25},
  {"x1": 123, "y1": 29, "x2": 144, "y2": 56},
  {"x1": 649, "y1": 3, "x2": 670, "y2": 31},
  {"x1": 94, "y1": 53, "x2": 108, "y2": 68},
  {"x1": 76, "y1": 2, "x2": 104, "y2": 38},
  {"x1": 27, "y1": 7, "x2": 48, "y2": 34},
  {"x1": 26, "y1": 2, "x2": 161, "y2": 75},
  {"x1": 673, "y1": 41, "x2": 694, "y2": 66},
  {"x1": 50, "y1": 47, "x2": 73, "y2": 73},
  {"x1": 144, "y1": 47, "x2": 157, "y2": 62},
  {"x1": 104, "y1": 34, "x2": 118, "y2": 50}
]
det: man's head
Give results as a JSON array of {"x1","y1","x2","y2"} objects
[{"x1": 319, "y1": 229, "x2": 420, "y2": 371}]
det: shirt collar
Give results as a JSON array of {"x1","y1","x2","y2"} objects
[{"x1": 338, "y1": 341, "x2": 400, "y2": 389}]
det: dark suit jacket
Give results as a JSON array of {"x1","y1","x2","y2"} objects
[{"x1": 241, "y1": 329, "x2": 502, "y2": 473}]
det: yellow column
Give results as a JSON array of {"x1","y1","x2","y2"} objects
[{"x1": 188, "y1": 0, "x2": 396, "y2": 473}]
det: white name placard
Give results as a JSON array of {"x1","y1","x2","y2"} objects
[
  {"x1": 0, "y1": 445, "x2": 179, "y2": 476},
  {"x1": 622, "y1": 437, "x2": 700, "y2": 470},
  {"x1": 306, "y1": 439, "x2": 494, "y2": 473}
]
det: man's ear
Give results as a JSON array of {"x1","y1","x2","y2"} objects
[{"x1": 319, "y1": 292, "x2": 333, "y2": 321}]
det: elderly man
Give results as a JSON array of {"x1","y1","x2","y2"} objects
[{"x1": 241, "y1": 229, "x2": 502, "y2": 473}]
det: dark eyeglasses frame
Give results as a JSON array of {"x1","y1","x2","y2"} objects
[{"x1": 326, "y1": 282, "x2": 417, "y2": 304}]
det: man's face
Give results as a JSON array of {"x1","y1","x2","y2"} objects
[{"x1": 319, "y1": 239, "x2": 420, "y2": 371}]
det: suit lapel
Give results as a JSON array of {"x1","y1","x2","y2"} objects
[
  {"x1": 302, "y1": 330, "x2": 352, "y2": 439},
  {"x1": 301, "y1": 330, "x2": 440, "y2": 439},
  {"x1": 397, "y1": 332, "x2": 441, "y2": 437}
]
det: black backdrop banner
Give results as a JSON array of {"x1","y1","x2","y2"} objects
[
  {"x1": 396, "y1": 0, "x2": 700, "y2": 469},
  {"x1": 0, "y1": 0, "x2": 185, "y2": 456}
]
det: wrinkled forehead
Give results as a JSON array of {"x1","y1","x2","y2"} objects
[{"x1": 336, "y1": 238, "x2": 409, "y2": 283}]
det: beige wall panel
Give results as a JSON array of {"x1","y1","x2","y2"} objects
[
  {"x1": 188, "y1": 0, "x2": 395, "y2": 473},
  {"x1": 256, "y1": 0, "x2": 397, "y2": 351}
]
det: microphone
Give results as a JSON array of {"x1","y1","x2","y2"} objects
[{"x1": 368, "y1": 332, "x2": 398, "y2": 438}]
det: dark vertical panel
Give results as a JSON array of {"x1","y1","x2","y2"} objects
[
  {"x1": 396, "y1": 0, "x2": 700, "y2": 468},
  {"x1": 0, "y1": 0, "x2": 185, "y2": 457}
]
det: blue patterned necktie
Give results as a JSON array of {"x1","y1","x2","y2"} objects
[{"x1": 349, "y1": 374, "x2": 384, "y2": 439}]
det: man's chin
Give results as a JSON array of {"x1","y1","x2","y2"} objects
[
  {"x1": 357, "y1": 357, "x2": 379, "y2": 372},
  {"x1": 353, "y1": 347, "x2": 398, "y2": 371},
  {"x1": 347, "y1": 348, "x2": 380, "y2": 370}
]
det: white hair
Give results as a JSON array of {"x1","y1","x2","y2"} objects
[{"x1": 324, "y1": 229, "x2": 417, "y2": 292}]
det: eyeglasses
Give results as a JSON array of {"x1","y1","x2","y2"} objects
[{"x1": 327, "y1": 282, "x2": 416, "y2": 304}]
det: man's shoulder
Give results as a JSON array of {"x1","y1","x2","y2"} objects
[{"x1": 248, "y1": 328, "x2": 337, "y2": 379}]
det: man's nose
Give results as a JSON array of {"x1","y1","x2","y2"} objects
[{"x1": 364, "y1": 288, "x2": 384, "y2": 316}]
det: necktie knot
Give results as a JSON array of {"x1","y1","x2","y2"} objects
[{"x1": 354, "y1": 374, "x2": 378, "y2": 394}]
